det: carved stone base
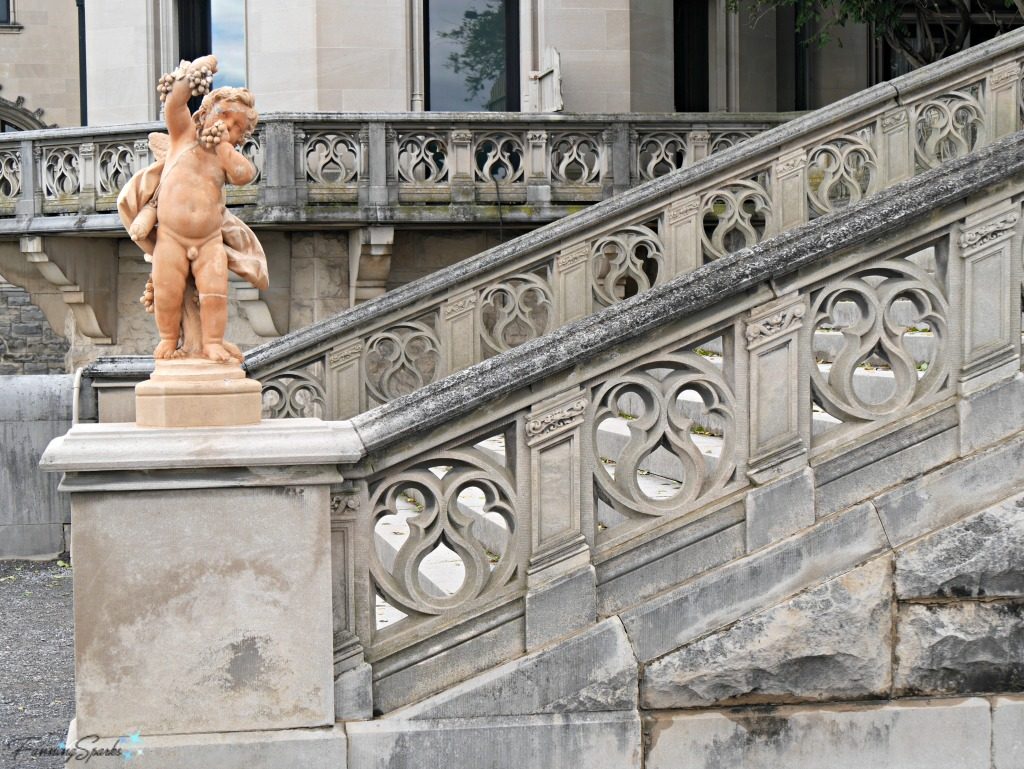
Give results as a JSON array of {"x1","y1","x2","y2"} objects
[{"x1": 135, "y1": 359, "x2": 262, "y2": 428}]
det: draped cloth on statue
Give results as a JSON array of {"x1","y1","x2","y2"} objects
[{"x1": 116, "y1": 132, "x2": 269, "y2": 290}]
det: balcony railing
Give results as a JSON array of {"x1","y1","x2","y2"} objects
[{"x1": 0, "y1": 113, "x2": 791, "y2": 228}]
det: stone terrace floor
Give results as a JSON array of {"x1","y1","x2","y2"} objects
[{"x1": 0, "y1": 560, "x2": 74, "y2": 769}]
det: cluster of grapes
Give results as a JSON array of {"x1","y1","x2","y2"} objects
[
  {"x1": 199, "y1": 119, "x2": 227, "y2": 148},
  {"x1": 156, "y1": 60, "x2": 214, "y2": 103},
  {"x1": 140, "y1": 277, "x2": 154, "y2": 314}
]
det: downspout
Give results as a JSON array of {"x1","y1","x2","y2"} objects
[{"x1": 77, "y1": 0, "x2": 87, "y2": 125}]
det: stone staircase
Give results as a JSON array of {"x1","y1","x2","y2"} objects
[{"x1": 41, "y1": 31, "x2": 1024, "y2": 769}]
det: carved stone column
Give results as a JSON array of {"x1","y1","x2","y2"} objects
[
  {"x1": 880, "y1": 107, "x2": 912, "y2": 185},
  {"x1": 663, "y1": 195, "x2": 702, "y2": 276},
  {"x1": 742, "y1": 295, "x2": 813, "y2": 550},
  {"x1": 450, "y1": 128, "x2": 474, "y2": 203},
  {"x1": 328, "y1": 340, "x2": 365, "y2": 419},
  {"x1": 330, "y1": 482, "x2": 372, "y2": 720},
  {"x1": 554, "y1": 241, "x2": 591, "y2": 324},
  {"x1": 689, "y1": 130, "x2": 710, "y2": 165},
  {"x1": 523, "y1": 388, "x2": 595, "y2": 650},
  {"x1": 260, "y1": 119, "x2": 299, "y2": 207},
  {"x1": 952, "y1": 202, "x2": 1021, "y2": 395},
  {"x1": 441, "y1": 288, "x2": 480, "y2": 374},
  {"x1": 771, "y1": 148, "x2": 807, "y2": 231},
  {"x1": 78, "y1": 142, "x2": 96, "y2": 201},
  {"x1": 525, "y1": 129, "x2": 550, "y2": 205},
  {"x1": 986, "y1": 62, "x2": 1021, "y2": 141}
]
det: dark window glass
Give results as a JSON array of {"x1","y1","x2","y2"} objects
[
  {"x1": 426, "y1": 0, "x2": 520, "y2": 111},
  {"x1": 674, "y1": 0, "x2": 708, "y2": 111},
  {"x1": 2, "y1": 120, "x2": 22, "y2": 132},
  {"x1": 0, "y1": 1, "x2": 10, "y2": 24}
]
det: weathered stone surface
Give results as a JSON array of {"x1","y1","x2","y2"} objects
[
  {"x1": 390, "y1": 617, "x2": 637, "y2": 720},
  {"x1": 64, "y1": 720, "x2": 347, "y2": 769},
  {"x1": 874, "y1": 432, "x2": 1024, "y2": 547},
  {"x1": 0, "y1": 522, "x2": 65, "y2": 559},
  {"x1": 335, "y1": 662, "x2": 373, "y2": 721},
  {"x1": 348, "y1": 711, "x2": 641, "y2": 769},
  {"x1": 620, "y1": 501, "x2": 888, "y2": 663},
  {"x1": 993, "y1": 696, "x2": 1024, "y2": 769},
  {"x1": 596, "y1": 506, "x2": 744, "y2": 616},
  {"x1": 895, "y1": 492, "x2": 1024, "y2": 599},
  {"x1": 644, "y1": 698, "x2": 992, "y2": 769},
  {"x1": 373, "y1": 611, "x2": 525, "y2": 715},
  {"x1": 69, "y1": 483, "x2": 335, "y2": 737},
  {"x1": 745, "y1": 468, "x2": 815, "y2": 551},
  {"x1": 525, "y1": 565, "x2": 597, "y2": 650},
  {"x1": 642, "y1": 556, "x2": 892, "y2": 708},
  {"x1": 958, "y1": 374, "x2": 1024, "y2": 455},
  {"x1": 813, "y1": 412, "x2": 959, "y2": 518},
  {"x1": 895, "y1": 602, "x2": 1024, "y2": 695}
]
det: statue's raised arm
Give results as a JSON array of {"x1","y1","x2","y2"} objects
[{"x1": 158, "y1": 56, "x2": 217, "y2": 144}]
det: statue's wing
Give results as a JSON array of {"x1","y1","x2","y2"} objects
[{"x1": 148, "y1": 132, "x2": 170, "y2": 162}]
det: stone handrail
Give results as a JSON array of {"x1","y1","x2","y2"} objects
[
  {"x1": 0, "y1": 112, "x2": 788, "y2": 229},
  {"x1": 322, "y1": 131, "x2": 1024, "y2": 710},
  {"x1": 222, "y1": 29, "x2": 1021, "y2": 422}
]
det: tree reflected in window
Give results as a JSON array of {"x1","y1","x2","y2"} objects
[{"x1": 426, "y1": 0, "x2": 519, "y2": 111}]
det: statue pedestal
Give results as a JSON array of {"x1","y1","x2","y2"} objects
[
  {"x1": 40, "y1": 419, "x2": 364, "y2": 768},
  {"x1": 135, "y1": 359, "x2": 263, "y2": 428}
]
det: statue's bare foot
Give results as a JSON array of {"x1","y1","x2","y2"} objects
[
  {"x1": 154, "y1": 339, "x2": 179, "y2": 359},
  {"x1": 202, "y1": 343, "x2": 235, "y2": 363},
  {"x1": 223, "y1": 341, "x2": 244, "y2": 363}
]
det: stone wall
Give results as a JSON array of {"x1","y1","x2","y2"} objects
[
  {"x1": 0, "y1": 281, "x2": 68, "y2": 375},
  {"x1": 0, "y1": 375, "x2": 71, "y2": 558}
]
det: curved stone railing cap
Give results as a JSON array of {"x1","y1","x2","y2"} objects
[
  {"x1": 349, "y1": 129, "x2": 1024, "y2": 454},
  {"x1": 241, "y1": 27, "x2": 1024, "y2": 373}
]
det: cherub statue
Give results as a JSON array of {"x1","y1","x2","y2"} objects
[{"x1": 117, "y1": 55, "x2": 269, "y2": 364}]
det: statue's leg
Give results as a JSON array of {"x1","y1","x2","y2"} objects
[
  {"x1": 151, "y1": 237, "x2": 189, "y2": 359},
  {"x1": 192, "y1": 239, "x2": 237, "y2": 363}
]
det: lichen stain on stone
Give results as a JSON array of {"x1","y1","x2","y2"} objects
[{"x1": 220, "y1": 634, "x2": 275, "y2": 691}]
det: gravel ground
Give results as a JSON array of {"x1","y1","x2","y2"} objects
[{"x1": 0, "y1": 560, "x2": 74, "y2": 769}]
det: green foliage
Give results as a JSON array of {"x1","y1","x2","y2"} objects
[
  {"x1": 439, "y1": 2, "x2": 506, "y2": 101},
  {"x1": 726, "y1": 0, "x2": 1024, "y2": 66}
]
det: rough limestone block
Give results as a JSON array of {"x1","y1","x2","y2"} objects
[
  {"x1": 71, "y1": 485, "x2": 334, "y2": 737},
  {"x1": 644, "y1": 698, "x2": 991, "y2": 769},
  {"x1": 745, "y1": 468, "x2": 815, "y2": 551},
  {"x1": 525, "y1": 565, "x2": 597, "y2": 650},
  {"x1": 390, "y1": 617, "x2": 637, "y2": 720},
  {"x1": 62, "y1": 720, "x2": 347, "y2": 769},
  {"x1": 993, "y1": 696, "x2": 1024, "y2": 769},
  {"x1": 874, "y1": 433, "x2": 1024, "y2": 547},
  {"x1": 620, "y1": 501, "x2": 888, "y2": 663},
  {"x1": 958, "y1": 374, "x2": 1024, "y2": 455},
  {"x1": 335, "y1": 662, "x2": 373, "y2": 721},
  {"x1": 347, "y1": 711, "x2": 641, "y2": 769},
  {"x1": 641, "y1": 556, "x2": 892, "y2": 708},
  {"x1": 895, "y1": 602, "x2": 1024, "y2": 695},
  {"x1": 895, "y1": 492, "x2": 1024, "y2": 600}
]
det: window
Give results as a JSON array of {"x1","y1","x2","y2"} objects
[
  {"x1": 673, "y1": 0, "x2": 709, "y2": 112},
  {"x1": 425, "y1": 0, "x2": 520, "y2": 111},
  {"x1": 0, "y1": 1, "x2": 10, "y2": 25}
]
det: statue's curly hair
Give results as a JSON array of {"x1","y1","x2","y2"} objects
[{"x1": 192, "y1": 86, "x2": 258, "y2": 139}]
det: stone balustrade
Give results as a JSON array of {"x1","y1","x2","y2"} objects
[
  {"x1": 0, "y1": 112, "x2": 786, "y2": 229},
  {"x1": 306, "y1": 130, "x2": 1022, "y2": 709},
  {"x1": 230, "y1": 29, "x2": 1024, "y2": 424}
]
